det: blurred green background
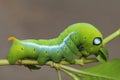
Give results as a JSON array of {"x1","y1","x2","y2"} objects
[{"x1": 0, "y1": 0, "x2": 120, "y2": 80}]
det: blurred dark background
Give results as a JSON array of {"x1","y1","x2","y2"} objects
[{"x1": 0, "y1": 0, "x2": 120, "y2": 80}]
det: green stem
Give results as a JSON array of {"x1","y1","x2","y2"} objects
[
  {"x1": 0, "y1": 59, "x2": 9, "y2": 66},
  {"x1": 61, "y1": 68, "x2": 81, "y2": 80},
  {"x1": 0, "y1": 59, "x2": 39, "y2": 66},
  {"x1": 103, "y1": 28, "x2": 120, "y2": 45},
  {"x1": 57, "y1": 70, "x2": 62, "y2": 80}
]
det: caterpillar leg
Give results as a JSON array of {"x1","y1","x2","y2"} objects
[
  {"x1": 37, "y1": 49, "x2": 51, "y2": 65},
  {"x1": 50, "y1": 48, "x2": 63, "y2": 63},
  {"x1": 37, "y1": 57, "x2": 50, "y2": 65},
  {"x1": 62, "y1": 45, "x2": 75, "y2": 64},
  {"x1": 51, "y1": 54, "x2": 63, "y2": 63}
]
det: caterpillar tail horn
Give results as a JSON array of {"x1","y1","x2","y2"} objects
[{"x1": 8, "y1": 37, "x2": 17, "y2": 41}]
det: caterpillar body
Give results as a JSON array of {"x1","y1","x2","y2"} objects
[
  {"x1": 8, "y1": 32, "x2": 81, "y2": 65},
  {"x1": 7, "y1": 23, "x2": 108, "y2": 67}
]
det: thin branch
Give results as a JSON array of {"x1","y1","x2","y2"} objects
[
  {"x1": 103, "y1": 28, "x2": 120, "y2": 45},
  {"x1": 61, "y1": 68, "x2": 81, "y2": 80},
  {"x1": 0, "y1": 59, "x2": 38, "y2": 66},
  {"x1": 0, "y1": 58, "x2": 97, "y2": 66}
]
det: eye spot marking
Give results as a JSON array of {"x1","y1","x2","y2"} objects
[{"x1": 93, "y1": 37, "x2": 102, "y2": 45}]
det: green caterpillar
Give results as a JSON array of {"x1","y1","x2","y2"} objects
[{"x1": 7, "y1": 23, "x2": 108, "y2": 68}]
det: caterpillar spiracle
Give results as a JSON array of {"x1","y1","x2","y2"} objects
[{"x1": 7, "y1": 23, "x2": 108, "y2": 67}]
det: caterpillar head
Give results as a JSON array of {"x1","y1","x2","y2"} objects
[
  {"x1": 7, "y1": 37, "x2": 26, "y2": 64},
  {"x1": 73, "y1": 23, "x2": 108, "y2": 63}
]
